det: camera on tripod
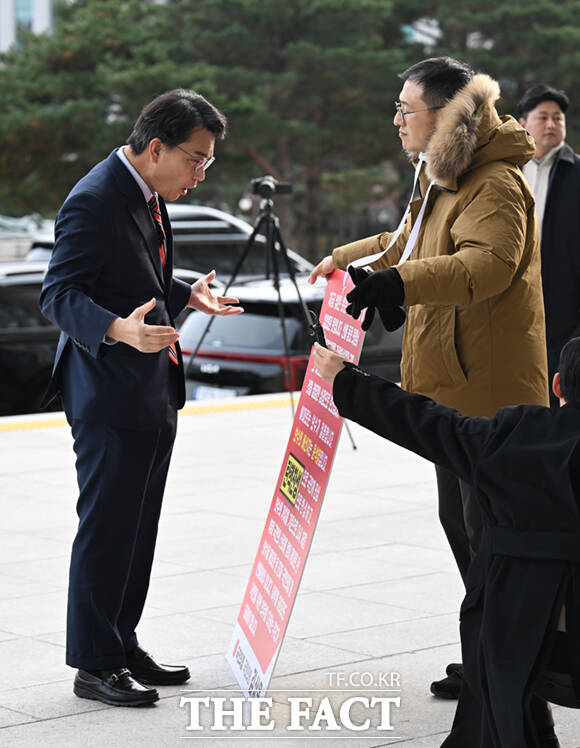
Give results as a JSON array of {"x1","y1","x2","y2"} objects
[{"x1": 251, "y1": 175, "x2": 292, "y2": 199}]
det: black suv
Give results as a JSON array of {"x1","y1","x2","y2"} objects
[
  {"x1": 0, "y1": 262, "x2": 60, "y2": 415},
  {"x1": 179, "y1": 276, "x2": 403, "y2": 401}
]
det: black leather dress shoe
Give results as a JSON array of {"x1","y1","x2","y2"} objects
[
  {"x1": 126, "y1": 645, "x2": 190, "y2": 686},
  {"x1": 430, "y1": 662, "x2": 463, "y2": 699},
  {"x1": 73, "y1": 668, "x2": 159, "y2": 707}
]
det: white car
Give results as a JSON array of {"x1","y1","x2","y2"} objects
[{"x1": 26, "y1": 204, "x2": 313, "y2": 283}]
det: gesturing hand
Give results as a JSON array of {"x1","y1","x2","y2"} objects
[
  {"x1": 106, "y1": 298, "x2": 180, "y2": 353},
  {"x1": 188, "y1": 270, "x2": 244, "y2": 315},
  {"x1": 346, "y1": 266, "x2": 406, "y2": 332}
]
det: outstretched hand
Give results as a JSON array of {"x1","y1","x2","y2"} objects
[
  {"x1": 188, "y1": 270, "x2": 244, "y2": 315},
  {"x1": 105, "y1": 298, "x2": 180, "y2": 353}
]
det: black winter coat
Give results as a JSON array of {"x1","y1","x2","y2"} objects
[
  {"x1": 333, "y1": 364, "x2": 580, "y2": 747},
  {"x1": 541, "y1": 144, "x2": 580, "y2": 395}
]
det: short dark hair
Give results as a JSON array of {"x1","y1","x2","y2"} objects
[
  {"x1": 517, "y1": 84, "x2": 569, "y2": 120},
  {"x1": 399, "y1": 57, "x2": 474, "y2": 108},
  {"x1": 127, "y1": 89, "x2": 227, "y2": 154},
  {"x1": 558, "y1": 337, "x2": 580, "y2": 403}
]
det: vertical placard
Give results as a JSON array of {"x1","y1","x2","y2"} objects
[{"x1": 227, "y1": 270, "x2": 365, "y2": 696}]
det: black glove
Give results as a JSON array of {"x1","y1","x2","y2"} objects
[
  {"x1": 347, "y1": 266, "x2": 406, "y2": 332},
  {"x1": 360, "y1": 303, "x2": 406, "y2": 332}
]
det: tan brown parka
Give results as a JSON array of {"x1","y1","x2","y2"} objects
[{"x1": 333, "y1": 74, "x2": 549, "y2": 416}]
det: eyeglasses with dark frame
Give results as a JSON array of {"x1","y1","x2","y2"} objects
[
  {"x1": 395, "y1": 101, "x2": 444, "y2": 124},
  {"x1": 175, "y1": 144, "x2": 215, "y2": 171}
]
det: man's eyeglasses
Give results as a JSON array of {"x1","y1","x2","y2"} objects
[
  {"x1": 175, "y1": 144, "x2": 215, "y2": 171},
  {"x1": 395, "y1": 101, "x2": 444, "y2": 124}
]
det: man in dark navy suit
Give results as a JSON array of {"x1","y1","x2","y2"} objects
[{"x1": 40, "y1": 89, "x2": 242, "y2": 707}]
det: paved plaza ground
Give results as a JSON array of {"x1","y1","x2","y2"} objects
[{"x1": 0, "y1": 393, "x2": 578, "y2": 747}]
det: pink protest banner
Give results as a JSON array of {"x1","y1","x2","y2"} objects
[{"x1": 226, "y1": 270, "x2": 366, "y2": 697}]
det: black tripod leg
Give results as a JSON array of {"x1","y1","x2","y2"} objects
[
  {"x1": 272, "y1": 225, "x2": 312, "y2": 330},
  {"x1": 269, "y1": 221, "x2": 296, "y2": 417}
]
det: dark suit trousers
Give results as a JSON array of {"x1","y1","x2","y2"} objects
[
  {"x1": 65, "y1": 366, "x2": 179, "y2": 669},
  {"x1": 435, "y1": 464, "x2": 484, "y2": 584}
]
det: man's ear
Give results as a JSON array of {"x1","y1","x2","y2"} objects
[
  {"x1": 148, "y1": 138, "x2": 163, "y2": 164},
  {"x1": 553, "y1": 371, "x2": 562, "y2": 400},
  {"x1": 518, "y1": 117, "x2": 527, "y2": 129}
]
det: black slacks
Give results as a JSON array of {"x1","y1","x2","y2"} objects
[
  {"x1": 65, "y1": 369, "x2": 178, "y2": 669},
  {"x1": 435, "y1": 464, "x2": 484, "y2": 584}
]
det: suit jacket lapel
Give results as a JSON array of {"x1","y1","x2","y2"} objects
[
  {"x1": 108, "y1": 151, "x2": 166, "y2": 289},
  {"x1": 128, "y1": 199, "x2": 166, "y2": 289}
]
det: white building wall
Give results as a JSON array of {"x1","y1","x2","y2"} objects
[
  {"x1": 0, "y1": 1, "x2": 17, "y2": 52},
  {"x1": 0, "y1": 0, "x2": 54, "y2": 50},
  {"x1": 0, "y1": 0, "x2": 168, "y2": 51},
  {"x1": 32, "y1": 0, "x2": 52, "y2": 34}
]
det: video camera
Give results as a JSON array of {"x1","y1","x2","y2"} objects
[{"x1": 251, "y1": 176, "x2": 292, "y2": 199}]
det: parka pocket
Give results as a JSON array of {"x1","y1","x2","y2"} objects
[{"x1": 439, "y1": 307, "x2": 467, "y2": 386}]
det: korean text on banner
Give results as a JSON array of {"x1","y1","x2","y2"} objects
[{"x1": 226, "y1": 270, "x2": 366, "y2": 697}]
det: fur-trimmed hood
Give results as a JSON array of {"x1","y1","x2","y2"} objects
[{"x1": 424, "y1": 74, "x2": 535, "y2": 185}]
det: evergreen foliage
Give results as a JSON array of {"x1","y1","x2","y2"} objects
[{"x1": 0, "y1": 0, "x2": 578, "y2": 256}]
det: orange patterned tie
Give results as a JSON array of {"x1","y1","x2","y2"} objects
[
  {"x1": 148, "y1": 194, "x2": 178, "y2": 365},
  {"x1": 148, "y1": 194, "x2": 166, "y2": 267}
]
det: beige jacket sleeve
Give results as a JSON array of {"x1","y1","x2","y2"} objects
[
  {"x1": 332, "y1": 215, "x2": 412, "y2": 271},
  {"x1": 397, "y1": 179, "x2": 529, "y2": 307}
]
